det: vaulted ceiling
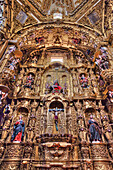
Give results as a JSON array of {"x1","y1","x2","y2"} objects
[
  {"x1": 25, "y1": 0, "x2": 87, "y2": 15},
  {"x1": 0, "y1": 0, "x2": 112, "y2": 45}
]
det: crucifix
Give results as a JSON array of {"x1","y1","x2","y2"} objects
[{"x1": 49, "y1": 107, "x2": 64, "y2": 131}]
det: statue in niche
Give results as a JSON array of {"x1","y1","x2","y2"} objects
[
  {"x1": 88, "y1": 115, "x2": 102, "y2": 143},
  {"x1": 11, "y1": 115, "x2": 25, "y2": 142},
  {"x1": 79, "y1": 74, "x2": 89, "y2": 88},
  {"x1": 49, "y1": 107, "x2": 64, "y2": 131},
  {"x1": 49, "y1": 80, "x2": 63, "y2": 94},
  {"x1": 95, "y1": 47, "x2": 109, "y2": 70},
  {"x1": 97, "y1": 74, "x2": 105, "y2": 92},
  {"x1": 24, "y1": 74, "x2": 34, "y2": 90}
]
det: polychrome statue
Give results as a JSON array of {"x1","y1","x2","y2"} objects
[
  {"x1": 88, "y1": 115, "x2": 101, "y2": 142},
  {"x1": 49, "y1": 80, "x2": 63, "y2": 93},
  {"x1": 24, "y1": 74, "x2": 34, "y2": 89},
  {"x1": 49, "y1": 107, "x2": 64, "y2": 131},
  {"x1": 11, "y1": 116, "x2": 25, "y2": 142},
  {"x1": 79, "y1": 74, "x2": 89, "y2": 88}
]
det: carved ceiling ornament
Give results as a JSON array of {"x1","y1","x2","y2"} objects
[
  {"x1": 0, "y1": 0, "x2": 112, "y2": 43},
  {"x1": 13, "y1": 25, "x2": 102, "y2": 47}
]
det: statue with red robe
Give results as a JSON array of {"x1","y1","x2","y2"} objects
[
  {"x1": 49, "y1": 80, "x2": 63, "y2": 93},
  {"x1": 11, "y1": 116, "x2": 25, "y2": 142}
]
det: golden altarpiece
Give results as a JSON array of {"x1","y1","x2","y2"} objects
[{"x1": 0, "y1": 0, "x2": 113, "y2": 170}]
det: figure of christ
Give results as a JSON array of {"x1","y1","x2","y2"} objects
[{"x1": 49, "y1": 107, "x2": 64, "y2": 131}]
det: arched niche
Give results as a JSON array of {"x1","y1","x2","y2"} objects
[
  {"x1": 42, "y1": 63, "x2": 71, "y2": 96},
  {"x1": 46, "y1": 74, "x2": 52, "y2": 83},
  {"x1": 46, "y1": 99, "x2": 66, "y2": 135},
  {"x1": 73, "y1": 50, "x2": 86, "y2": 65},
  {"x1": 16, "y1": 106, "x2": 29, "y2": 124},
  {"x1": 27, "y1": 72, "x2": 35, "y2": 77},
  {"x1": 18, "y1": 107, "x2": 29, "y2": 113},
  {"x1": 79, "y1": 72, "x2": 89, "y2": 89},
  {"x1": 49, "y1": 101, "x2": 64, "y2": 109},
  {"x1": 24, "y1": 72, "x2": 35, "y2": 91},
  {"x1": 85, "y1": 107, "x2": 97, "y2": 123}
]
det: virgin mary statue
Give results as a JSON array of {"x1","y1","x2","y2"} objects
[{"x1": 11, "y1": 116, "x2": 25, "y2": 142}]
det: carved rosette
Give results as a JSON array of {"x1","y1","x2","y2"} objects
[
  {"x1": 5, "y1": 143, "x2": 23, "y2": 159},
  {"x1": 90, "y1": 143, "x2": 108, "y2": 159}
]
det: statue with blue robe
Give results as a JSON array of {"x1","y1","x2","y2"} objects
[
  {"x1": 88, "y1": 115, "x2": 101, "y2": 142},
  {"x1": 11, "y1": 116, "x2": 25, "y2": 142}
]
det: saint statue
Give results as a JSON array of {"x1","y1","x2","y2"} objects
[
  {"x1": 11, "y1": 116, "x2": 25, "y2": 142},
  {"x1": 49, "y1": 107, "x2": 64, "y2": 131},
  {"x1": 24, "y1": 74, "x2": 34, "y2": 89},
  {"x1": 88, "y1": 115, "x2": 101, "y2": 142},
  {"x1": 79, "y1": 74, "x2": 89, "y2": 88}
]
